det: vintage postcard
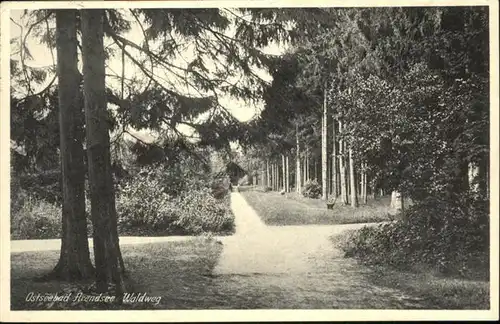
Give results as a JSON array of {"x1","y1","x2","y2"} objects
[{"x1": 1, "y1": 0, "x2": 498, "y2": 322}]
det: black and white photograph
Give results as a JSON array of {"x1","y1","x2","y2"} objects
[{"x1": 1, "y1": 0, "x2": 498, "y2": 321}]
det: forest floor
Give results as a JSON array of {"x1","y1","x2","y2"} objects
[
  {"x1": 10, "y1": 192, "x2": 489, "y2": 310},
  {"x1": 240, "y1": 190, "x2": 395, "y2": 226}
]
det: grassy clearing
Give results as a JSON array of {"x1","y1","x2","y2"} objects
[
  {"x1": 240, "y1": 190, "x2": 393, "y2": 226},
  {"x1": 11, "y1": 238, "x2": 222, "y2": 310}
]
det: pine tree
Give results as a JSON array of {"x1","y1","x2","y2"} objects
[
  {"x1": 49, "y1": 9, "x2": 94, "y2": 280},
  {"x1": 81, "y1": 9, "x2": 126, "y2": 294}
]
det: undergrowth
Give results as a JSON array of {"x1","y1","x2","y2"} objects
[{"x1": 340, "y1": 193, "x2": 489, "y2": 279}]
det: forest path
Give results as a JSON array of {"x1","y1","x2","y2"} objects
[
  {"x1": 209, "y1": 192, "x2": 427, "y2": 308},
  {"x1": 10, "y1": 235, "x2": 196, "y2": 253}
]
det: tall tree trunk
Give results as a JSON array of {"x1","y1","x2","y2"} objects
[
  {"x1": 304, "y1": 156, "x2": 307, "y2": 183},
  {"x1": 271, "y1": 161, "x2": 274, "y2": 189},
  {"x1": 362, "y1": 163, "x2": 368, "y2": 204},
  {"x1": 81, "y1": 9, "x2": 125, "y2": 294},
  {"x1": 314, "y1": 158, "x2": 317, "y2": 181},
  {"x1": 360, "y1": 162, "x2": 367, "y2": 204},
  {"x1": 271, "y1": 163, "x2": 274, "y2": 190},
  {"x1": 296, "y1": 124, "x2": 302, "y2": 194},
  {"x1": 272, "y1": 163, "x2": 275, "y2": 190},
  {"x1": 322, "y1": 83, "x2": 328, "y2": 200},
  {"x1": 359, "y1": 165, "x2": 363, "y2": 201},
  {"x1": 274, "y1": 163, "x2": 278, "y2": 191},
  {"x1": 274, "y1": 163, "x2": 277, "y2": 190},
  {"x1": 285, "y1": 155, "x2": 290, "y2": 192},
  {"x1": 276, "y1": 163, "x2": 279, "y2": 191},
  {"x1": 266, "y1": 160, "x2": 270, "y2": 188},
  {"x1": 331, "y1": 118, "x2": 337, "y2": 198},
  {"x1": 282, "y1": 154, "x2": 286, "y2": 191},
  {"x1": 305, "y1": 148, "x2": 309, "y2": 182},
  {"x1": 48, "y1": 9, "x2": 94, "y2": 281},
  {"x1": 348, "y1": 147, "x2": 358, "y2": 207},
  {"x1": 338, "y1": 120, "x2": 348, "y2": 205}
]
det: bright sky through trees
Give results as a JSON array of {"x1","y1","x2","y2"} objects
[{"x1": 9, "y1": 9, "x2": 287, "y2": 142}]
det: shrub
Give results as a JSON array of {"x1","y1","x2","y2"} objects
[
  {"x1": 302, "y1": 179, "x2": 322, "y2": 198},
  {"x1": 116, "y1": 166, "x2": 235, "y2": 235},
  {"x1": 211, "y1": 177, "x2": 231, "y2": 199},
  {"x1": 173, "y1": 188, "x2": 235, "y2": 235},
  {"x1": 11, "y1": 163, "x2": 236, "y2": 238},
  {"x1": 11, "y1": 194, "x2": 61, "y2": 240},
  {"x1": 340, "y1": 193, "x2": 489, "y2": 278},
  {"x1": 17, "y1": 169, "x2": 62, "y2": 205},
  {"x1": 115, "y1": 170, "x2": 177, "y2": 233}
]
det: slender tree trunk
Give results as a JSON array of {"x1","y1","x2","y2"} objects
[
  {"x1": 314, "y1": 158, "x2": 317, "y2": 181},
  {"x1": 272, "y1": 163, "x2": 275, "y2": 190},
  {"x1": 331, "y1": 118, "x2": 337, "y2": 197},
  {"x1": 270, "y1": 163, "x2": 273, "y2": 189},
  {"x1": 333, "y1": 122, "x2": 338, "y2": 198},
  {"x1": 271, "y1": 163, "x2": 275, "y2": 190},
  {"x1": 304, "y1": 148, "x2": 309, "y2": 182},
  {"x1": 273, "y1": 163, "x2": 277, "y2": 190},
  {"x1": 268, "y1": 162, "x2": 272, "y2": 189},
  {"x1": 322, "y1": 84, "x2": 328, "y2": 200},
  {"x1": 81, "y1": 9, "x2": 125, "y2": 294},
  {"x1": 285, "y1": 155, "x2": 290, "y2": 192},
  {"x1": 281, "y1": 154, "x2": 286, "y2": 191},
  {"x1": 275, "y1": 163, "x2": 278, "y2": 191},
  {"x1": 277, "y1": 163, "x2": 280, "y2": 191},
  {"x1": 338, "y1": 120, "x2": 348, "y2": 205},
  {"x1": 48, "y1": 9, "x2": 94, "y2": 281},
  {"x1": 348, "y1": 147, "x2": 358, "y2": 207},
  {"x1": 266, "y1": 160, "x2": 270, "y2": 188},
  {"x1": 304, "y1": 156, "x2": 307, "y2": 183},
  {"x1": 296, "y1": 124, "x2": 302, "y2": 194},
  {"x1": 274, "y1": 163, "x2": 277, "y2": 191},
  {"x1": 363, "y1": 163, "x2": 368, "y2": 204},
  {"x1": 359, "y1": 166, "x2": 363, "y2": 201},
  {"x1": 360, "y1": 162, "x2": 368, "y2": 204}
]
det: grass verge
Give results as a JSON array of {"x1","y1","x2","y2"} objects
[
  {"x1": 331, "y1": 229, "x2": 489, "y2": 309},
  {"x1": 364, "y1": 265, "x2": 490, "y2": 309},
  {"x1": 240, "y1": 190, "x2": 393, "y2": 226},
  {"x1": 11, "y1": 238, "x2": 222, "y2": 310}
]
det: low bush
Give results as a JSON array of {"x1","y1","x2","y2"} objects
[
  {"x1": 211, "y1": 177, "x2": 231, "y2": 199},
  {"x1": 11, "y1": 163, "x2": 235, "y2": 239},
  {"x1": 116, "y1": 166, "x2": 235, "y2": 236},
  {"x1": 302, "y1": 179, "x2": 322, "y2": 199},
  {"x1": 172, "y1": 188, "x2": 235, "y2": 235},
  {"x1": 340, "y1": 193, "x2": 489, "y2": 279},
  {"x1": 11, "y1": 194, "x2": 61, "y2": 240}
]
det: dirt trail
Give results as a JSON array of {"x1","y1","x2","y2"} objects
[{"x1": 210, "y1": 192, "x2": 427, "y2": 309}]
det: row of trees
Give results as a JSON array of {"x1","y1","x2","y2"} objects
[
  {"x1": 244, "y1": 7, "x2": 489, "y2": 217},
  {"x1": 10, "y1": 6, "x2": 489, "y2": 295}
]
